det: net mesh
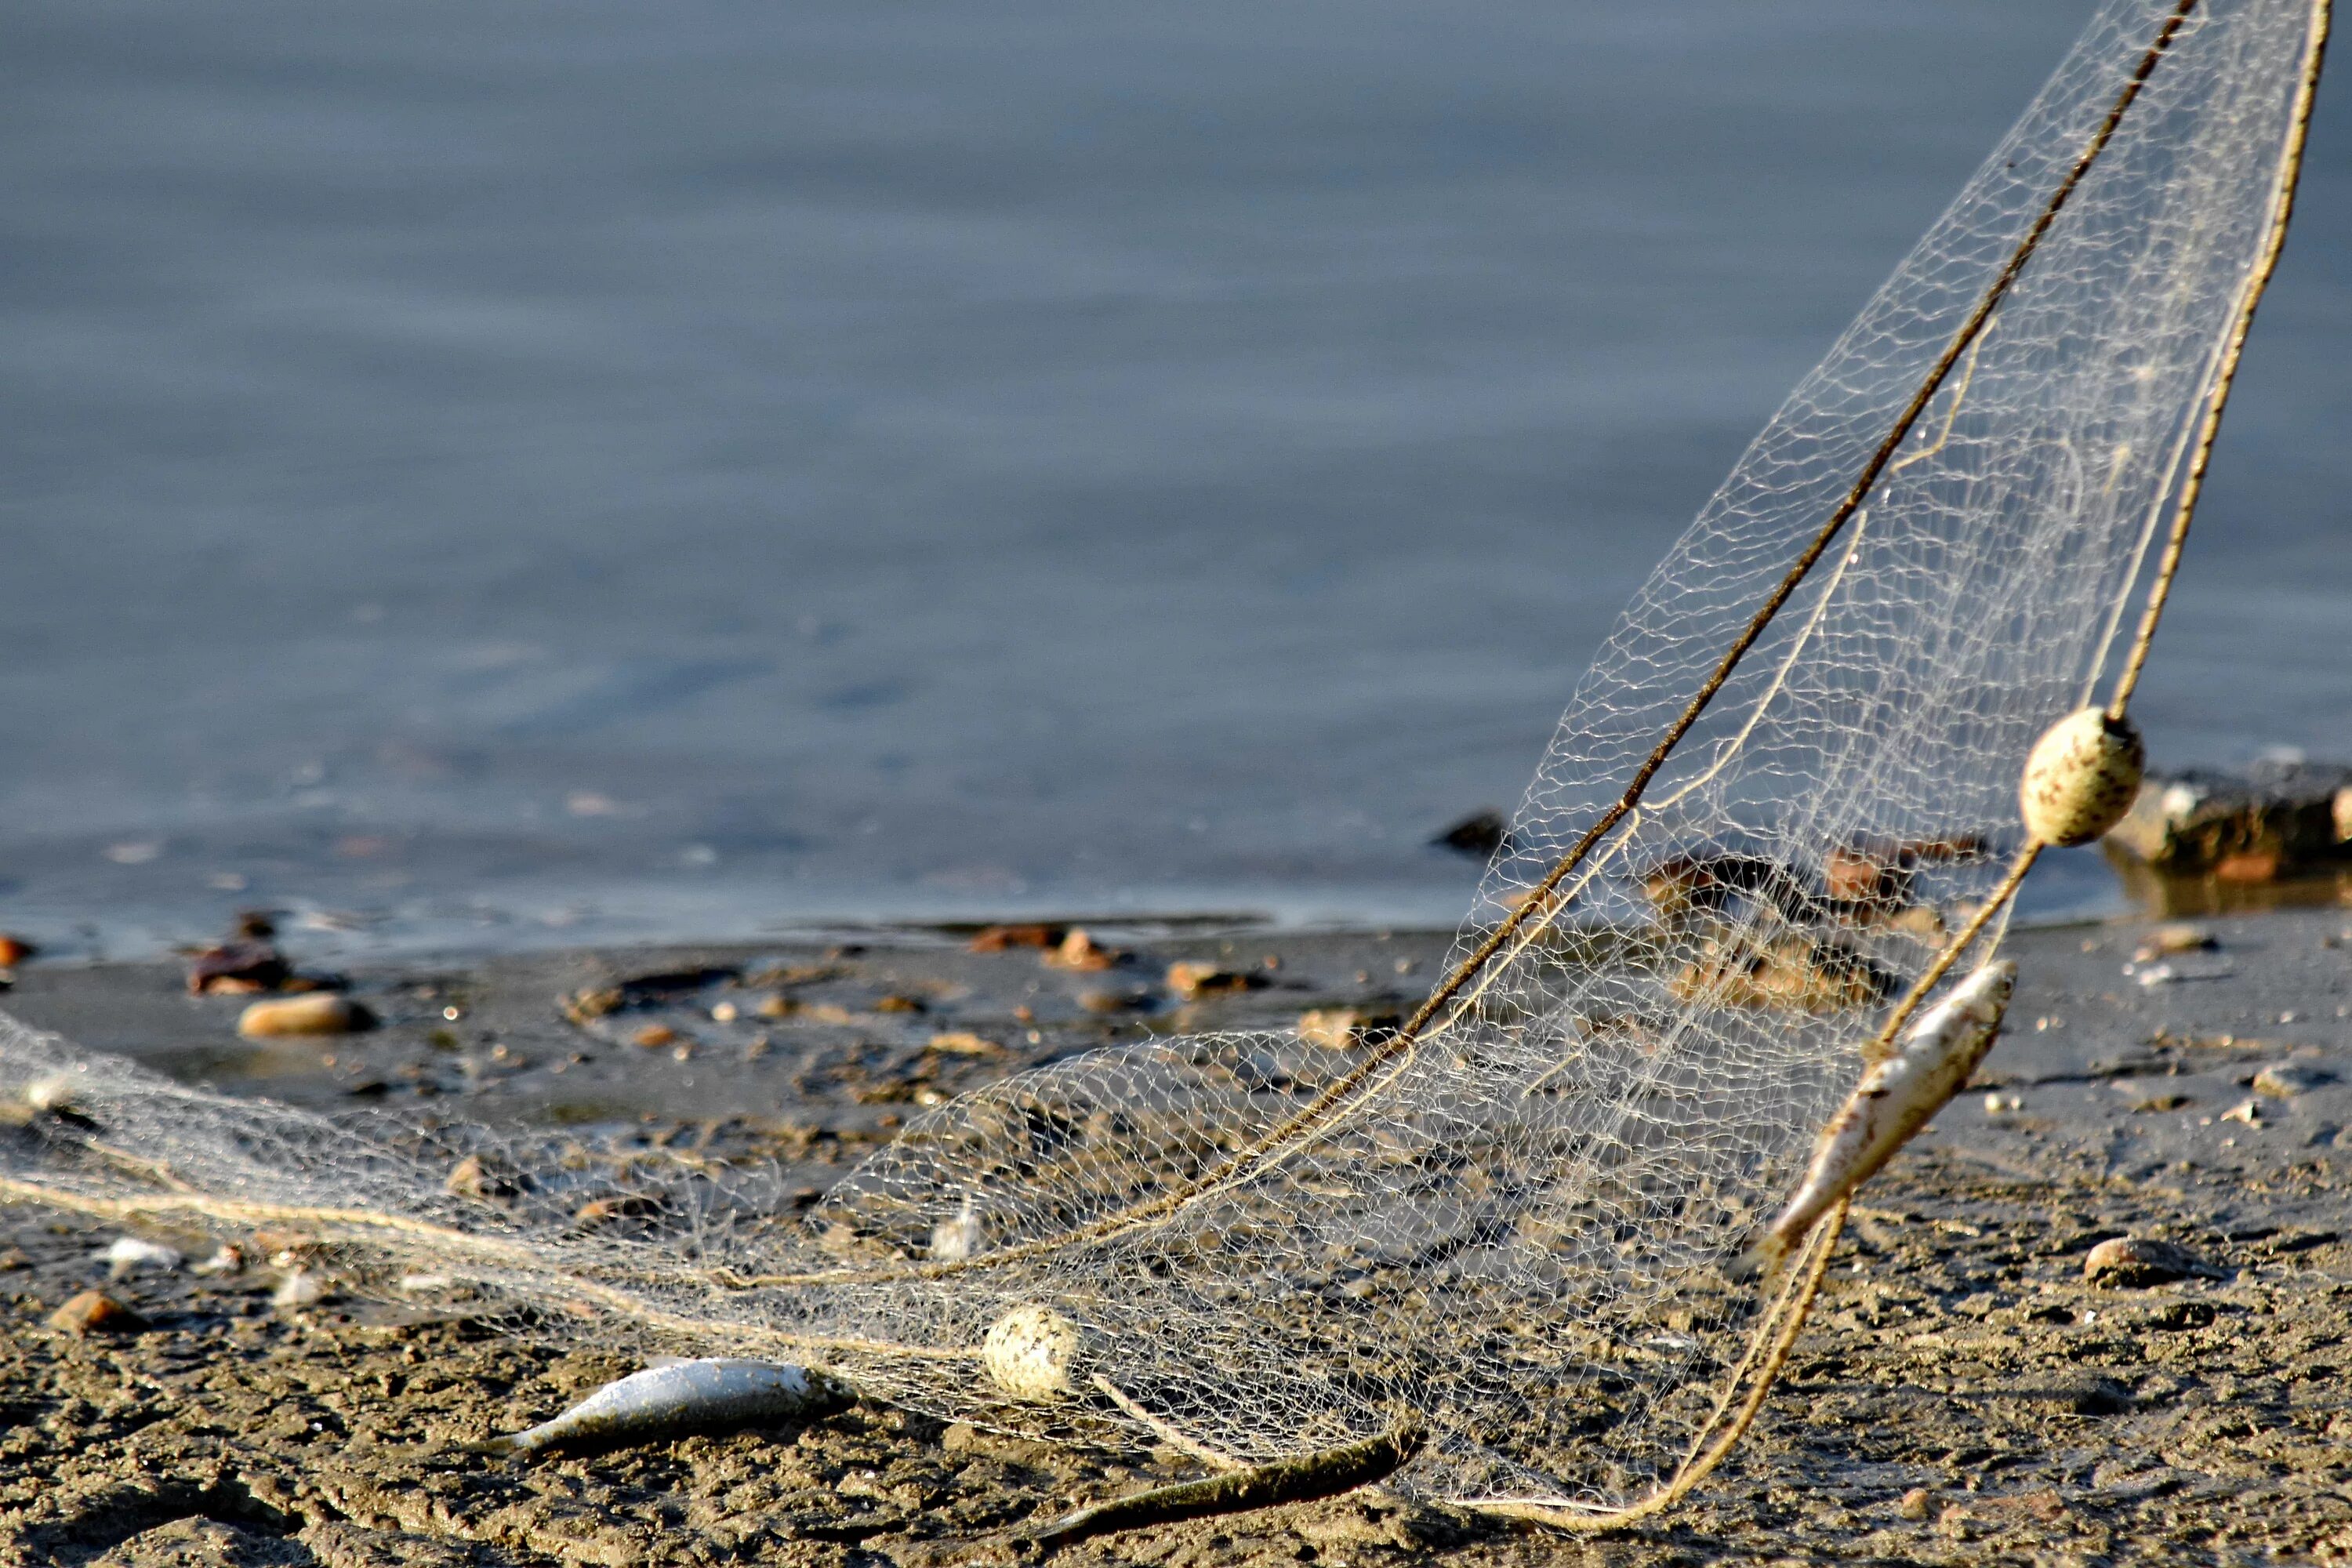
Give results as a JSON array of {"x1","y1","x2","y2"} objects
[{"x1": 0, "y1": 0, "x2": 2321, "y2": 1514}]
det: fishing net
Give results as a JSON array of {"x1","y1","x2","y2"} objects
[{"x1": 0, "y1": 0, "x2": 2325, "y2": 1520}]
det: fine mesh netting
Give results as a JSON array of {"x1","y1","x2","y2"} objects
[{"x1": 0, "y1": 0, "x2": 2325, "y2": 1516}]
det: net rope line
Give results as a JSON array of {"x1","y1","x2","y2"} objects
[
  {"x1": 702, "y1": 0, "x2": 2202, "y2": 1297},
  {"x1": 1454, "y1": 0, "x2": 2329, "y2": 1524},
  {"x1": 0, "y1": 0, "x2": 2330, "y2": 1532}
]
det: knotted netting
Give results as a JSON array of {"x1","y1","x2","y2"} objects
[{"x1": 0, "y1": 0, "x2": 2327, "y2": 1520}]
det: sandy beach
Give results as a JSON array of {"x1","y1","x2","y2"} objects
[{"x1": 2, "y1": 900, "x2": 2349, "y2": 1566}]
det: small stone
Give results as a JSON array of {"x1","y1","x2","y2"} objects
[
  {"x1": 191, "y1": 1244, "x2": 245, "y2": 1277},
  {"x1": 2253, "y1": 1062, "x2": 2332, "y2": 1098},
  {"x1": 709, "y1": 1000, "x2": 739, "y2": 1024},
  {"x1": 1298, "y1": 1008, "x2": 1403, "y2": 1051},
  {"x1": 1164, "y1": 961, "x2": 1261, "y2": 1000},
  {"x1": 48, "y1": 1290, "x2": 143, "y2": 1335},
  {"x1": 1898, "y1": 1487, "x2": 1934, "y2": 1522},
  {"x1": 574, "y1": 1194, "x2": 664, "y2": 1227},
  {"x1": 236, "y1": 995, "x2": 376, "y2": 1038},
  {"x1": 631, "y1": 1024, "x2": 678, "y2": 1050},
  {"x1": 189, "y1": 940, "x2": 292, "y2": 996},
  {"x1": 1984, "y1": 1091, "x2": 2024, "y2": 1114},
  {"x1": 968, "y1": 924, "x2": 1066, "y2": 953},
  {"x1": 1044, "y1": 928, "x2": 1121, "y2": 971},
  {"x1": 561, "y1": 985, "x2": 626, "y2": 1024},
  {"x1": 927, "y1": 1031, "x2": 1004, "y2": 1056},
  {"x1": 1077, "y1": 986, "x2": 1154, "y2": 1014},
  {"x1": 2134, "y1": 924, "x2": 2217, "y2": 962},
  {"x1": 272, "y1": 1269, "x2": 328, "y2": 1309},
  {"x1": 755, "y1": 993, "x2": 798, "y2": 1019},
  {"x1": 0, "y1": 934, "x2": 35, "y2": 967},
  {"x1": 2084, "y1": 1235, "x2": 2216, "y2": 1288},
  {"x1": 24, "y1": 1074, "x2": 84, "y2": 1116},
  {"x1": 2220, "y1": 1098, "x2": 2265, "y2": 1127},
  {"x1": 874, "y1": 994, "x2": 927, "y2": 1014},
  {"x1": 445, "y1": 1153, "x2": 524, "y2": 1201}
]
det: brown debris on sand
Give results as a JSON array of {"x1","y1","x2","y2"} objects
[{"x1": 46, "y1": 1290, "x2": 143, "y2": 1336}]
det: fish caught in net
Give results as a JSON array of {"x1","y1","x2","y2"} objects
[{"x1": 0, "y1": 0, "x2": 2328, "y2": 1526}]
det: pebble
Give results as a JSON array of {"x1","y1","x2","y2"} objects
[
  {"x1": 272, "y1": 1269, "x2": 328, "y2": 1309},
  {"x1": 191, "y1": 1244, "x2": 245, "y2": 1277},
  {"x1": 2252, "y1": 1062, "x2": 2332, "y2": 1098},
  {"x1": 1043, "y1": 929, "x2": 1121, "y2": 971},
  {"x1": 967, "y1": 924, "x2": 1065, "y2": 953},
  {"x1": 0, "y1": 934, "x2": 35, "y2": 967},
  {"x1": 1164, "y1": 961, "x2": 1260, "y2": 1000},
  {"x1": 927, "y1": 1031, "x2": 1004, "y2": 1057},
  {"x1": 2135, "y1": 924, "x2": 2218, "y2": 962},
  {"x1": 755, "y1": 993, "x2": 798, "y2": 1019},
  {"x1": 446, "y1": 1153, "x2": 524, "y2": 1202},
  {"x1": 631, "y1": 1025, "x2": 678, "y2": 1050},
  {"x1": 100, "y1": 1237, "x2": 183, "y2": 1279},
  {"x1": 2221, "y1": 1098, "x2": 2265, "y2": 1127},
  {"x1": 237, "y1": 995, "x2": 376, "y2": 1039},
  {"x1": 2084, "y1": 1236, "x2": 2217, "y2": 1287},
  {"x1": 1898, "y1": 1487, "x2": 1935, "y2": 1522},
  {"x1": 1298, "y1": 1008, "x2": 1403, "y2": 1051},
  {"x1": 874, "y1": 994, "x2": 927, "y2": 1014},
  {"x1": 187, "y1": 940, "x2": 292, "y2": 996},
  {"x1": 574, "y1": 1194, "x2": 663, "y2": 1227},
  {"x1": 709, "y1": 1000, "x2": 739, "y2": 1024},
  {"x1": 49, "y1": 1290, "x2": 144, "y2": 1335}
]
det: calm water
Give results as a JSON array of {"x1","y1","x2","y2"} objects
[{"x1": 4, "y1": 2, "x2": 2348, "y2": 957}]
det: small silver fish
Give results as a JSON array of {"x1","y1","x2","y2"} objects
[
  {"x1": 1740, "y1": 959, "x2": 2016, "y2": 1280},
  {"x1": 480, "y1": 1358, "x2": 844, "y2": 1456}
]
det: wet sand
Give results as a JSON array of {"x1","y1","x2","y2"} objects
[{"x1": 3, "y1": 905, "x2": 2350, "y2": 1566}]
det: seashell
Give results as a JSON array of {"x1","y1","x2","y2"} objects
[
  {"x1": 101, "y1": 1237, "x2": 183, "y2": 1279},
  {"x1": 982, "y1": 1305, "x2": 1088, "y2": 1402},
  {"x1": 236, "y1": 995, "x2": 376, "y2": 1039},
  {"x1": 930, "y1": 1203, "x2": 982, "y2": 1261},
  {"x1": 2019, "y1": 707, "x2": 2145, "y2": 847}
]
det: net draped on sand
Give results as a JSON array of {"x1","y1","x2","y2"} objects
[{"x1": 0, "y1": 0, "x2": 2328, "y2": 1522}]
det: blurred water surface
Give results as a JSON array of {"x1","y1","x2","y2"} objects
[{"x1": 3, "y1": 1, "x2": 2347, "y2": 955}]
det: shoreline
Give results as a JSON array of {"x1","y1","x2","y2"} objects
[{"x1": 3, "y1": 902, "x2": 2350, "y2": 1564}]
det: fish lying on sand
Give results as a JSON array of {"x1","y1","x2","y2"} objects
[
  {"x1": 479, "y1": 1357, "x2": 845, "y2": 1455},
  {"x1": 1739, "y1": 959, "x2": 2016, "y2": 1281}
]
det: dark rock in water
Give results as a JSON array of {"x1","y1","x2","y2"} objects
[
  {"x1": 1432, "y1": 810, "x2": 1508, "y2": 858},
  {"x1": 2106, "y1": 758, "x2": 2352, "y2": 880}
]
